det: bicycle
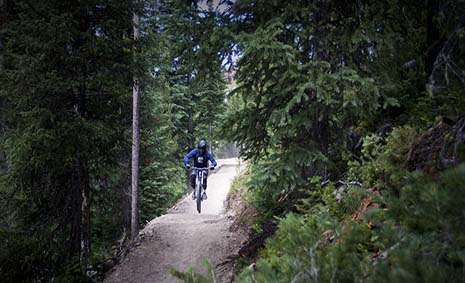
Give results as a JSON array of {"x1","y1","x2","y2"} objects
[{"x1": 191, "y1": 167, "x2": 210, "y2": 213}]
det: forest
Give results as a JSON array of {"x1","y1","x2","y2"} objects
[{"x1": 1, "y1": 0, "x2": 465, "y2": 282}]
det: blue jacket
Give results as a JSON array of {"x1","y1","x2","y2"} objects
[{"x1": 184, "y1": 149, "x2": 217, "y2": 168}]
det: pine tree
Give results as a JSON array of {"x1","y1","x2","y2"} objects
[{"x1": 0, "y1": 0, "x2": 134, "y2": 280}]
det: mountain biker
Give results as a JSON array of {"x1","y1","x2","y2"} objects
[{"x1": 183, "y1": 139, "x2": 217, "y2": 200}]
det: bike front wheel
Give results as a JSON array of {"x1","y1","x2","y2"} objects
[{"x1": 196, "y1": 183, "x2": 201, "y2": 213}]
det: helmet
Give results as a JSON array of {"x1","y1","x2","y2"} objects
[{"x1": 197, "y1": 139, "x2": 207, "y2": 153}]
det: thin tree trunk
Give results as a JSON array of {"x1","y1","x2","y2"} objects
[
  {"x1": 76, "y1": 40, "x2": 91, "y2": 264},
  {"x1": 188, "y1": 107, "x2": 194, "y2": 148},
  {"x1": 77, "y1": 28, "x2": 92, "y2": 260},
  {"x1": 186, "y1": 109, "x2": 194, "y2": 190},
  {"x1": 131, "y1": 6, "x2": 141, "y2": 240},
  {"x1": 70, "y1": 164, "x2": 82, "y2": 259},
  {"x1": 78, "y1": 157, "x2": 91, "y2": 264},
  {"x1": 209, "y1": 113, "x2": 212, "y2": 152},
  {"x1": 69, "y1": 155, "x2": 90, "y2": 265}
]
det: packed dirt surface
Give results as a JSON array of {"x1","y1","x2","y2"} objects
[{"x1": 104, "y1": 158, "x2": 247, "y2": 283}]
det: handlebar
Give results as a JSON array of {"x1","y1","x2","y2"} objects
[{"x1": 187, "y1": 166, "x2": 215, "y2": 170}]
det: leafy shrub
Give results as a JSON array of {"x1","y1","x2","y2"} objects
[
  {"x1": 170, "y1": 259, "x2": 216, "y2": 283},
  {"x1": 348, "y1": 126, "x2": 418, "y2": 188},
  {"x1": 297, "y1": 176, "x2": 369, "y2": 220},
  {"x1": 237, "y1": 210, "x2": 383, "y2": 283},
  {"x1": 245, "y1": 147, "x2": 324, "y2": 221},
  {"x1": 230, "y1": 124, "x2": 464, "y2": 282},
  {"x1": 237, "y1": 162, "x2": 465, "y2": 283}
]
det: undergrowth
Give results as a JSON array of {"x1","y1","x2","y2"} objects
[{"x1": 172, "y1": 127, "x2": 465, "y2": 283}]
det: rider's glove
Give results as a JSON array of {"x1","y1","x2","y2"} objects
[{"x1": 185, "y1": 164, "x2": 191, "y2": 169}]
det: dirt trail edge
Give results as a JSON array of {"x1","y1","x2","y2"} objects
[{"x1": 104, "y1": 158, "x2": 246, "y2": 283}]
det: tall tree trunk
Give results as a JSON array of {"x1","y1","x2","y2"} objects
[
  {"x1": 209, "y1": 113, "x2": 212, "y2": 152},
  {"x1": 77, "y1": 5, "x2": 92, "y2": 259},
  {"x1": 78, "y1": 156, "x2": 91, "y2": 264},
  {"x1": 131, "y1": 6, "x2": 141, "y2": 240},
  {"x1": 69, "y1": 155, "x2": 91, "y2": 265},
  {"x1": 188, "y1": 106, "x2": 194, "y2": 148},
  {"x1": 70, "y1": 164, "x2": 83, "y2": 259},
  {"x1": 186, "y1": 109, "x2": 194, "y2": 190},
  {"x1": 71, "y1": 7, "x2": 92, "y2": 263}
]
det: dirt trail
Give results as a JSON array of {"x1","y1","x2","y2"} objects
[{"x1": 104, "y1": 158, "x2": 245, "y2": 283}]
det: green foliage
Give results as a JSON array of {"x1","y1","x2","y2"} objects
[
  {"x1": 244, "y1": 149, "x2": 320, "y2": 219},
  {"x1": 226, "y1": 0, "x2": 422, "y2": 159},
  {"x1": 154, "y1": 0, "x2": 227, "y2": 152},
  {"x1": 297, "y1": 176, "x2": 369, "y2": 221},
  {"x1": 1, "y1": 0, "x2": 465, "y2": 281},
  {"x1": 0, "y1": 0, "x2": 228, "y2": 281},
  {"x1": 237, "y1": 210, "x2": 375, "y2": 283},
  {"x1": 54, "y1": 258, "x2": 95, "y2": 283},
  {"x1": 369, "y1": 164, "x2": 465, "y2": 283},
  {"x1": 237, "y1": 163, "x2": 465, "y2": 283},
  {"x1": 0, "y1": 0, "x2": 135, "y2": 281},
  {"x1": 348, "y1": 126, "x2": 418, "y2": 188},
  {"x1": 391, "y1": 164, "x2": 465, "y2": 236},
  {"x1": 139, "y1": 75, "x2": 186, "y2": 221},
  {"x1": 219, "y1": 2, "x2": 465, "y2": 280},
  {"x1": 170, "y1": 259, "x2": 216, "y2": 283},
  {"x1": 138, "y1": 0, "x2": 228, "y2": 223}
]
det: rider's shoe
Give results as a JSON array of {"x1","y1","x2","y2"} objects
[{"x1": 202, "y1": 191, "x2": 207, "y2": 200}]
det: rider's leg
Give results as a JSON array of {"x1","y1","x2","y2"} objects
[
  {"x1": 201, "y1": 170, "x2": 208, "y2": 200},
  {"x1": 190, "y1": 170, "x2": 196, "y2": 189},
  {"x1": 203, "y1": 170, "x2": 208, "y2": 189},
  {"x1": 190, "y1": 169, "x2": 196, "y2": 199}
]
